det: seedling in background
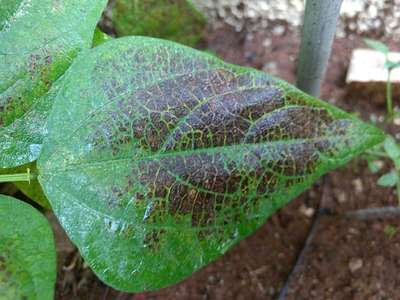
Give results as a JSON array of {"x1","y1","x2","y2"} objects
[
  {"x1": 364, "y1": 136, "x2": 400, "y2": 204},
  {"x1": 364, "y1": 38, "x2": 400, "y2": 120},
  {"x1": 384, "y1": 224, "x2": 398, "y2": 238},
  {"x1": 362, "y1": 39, "x2": 400, "y2": 204}
]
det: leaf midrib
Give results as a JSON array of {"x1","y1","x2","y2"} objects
[{"x1": 41, "y1": 134, "x2": 359, "y2": 174}]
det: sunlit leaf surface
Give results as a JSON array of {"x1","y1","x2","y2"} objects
[
  {"x1": 38, "y1": 37, "x2": 384, "y2": 291},
  {"x1": 0, "y1": 195, "x2": 56, "y2": 300},
  {"x1": 0, "y1": 0, "x2": 107, "y2": 168}
]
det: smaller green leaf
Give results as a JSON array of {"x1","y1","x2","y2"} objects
[
  {"x1": 368, "y1": 160, "x2": 383, "y2": 173},
  {"x1": 364, "y1": 38, "x2": 389, "y2": 54},
  {"x1": 384, "y1": 60, "x2": 400, "y2": 70},
  {"x1": 384, "y1": 224, "x2": 398, "y2": 238},
  {"x1": 383, "y1": 136, "x2": 400, "y2": 160},
  {"x1": 0, "y1": 195, "x2": 56, "y2": 300},
  {"x1": 377, "y1": 171, "x2": 398, "y2": 187}
]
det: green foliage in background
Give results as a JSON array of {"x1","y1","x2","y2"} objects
[{"x1": 113, "y1": 0, "x2": 206, "y2": 46}]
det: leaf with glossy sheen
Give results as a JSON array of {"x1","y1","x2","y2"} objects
[
  {"x1": 0, "y1": 0, "x2": 107, "y2": 168},
  {"x1": 38, "y1": 37, "x2": 384, "y2": 291},
  {"x1": 113, "y1": 0, "x2": 206, "y2": 46},
  {"x1": 0, "y1": 195, "x2": 56, "y2": 299}
]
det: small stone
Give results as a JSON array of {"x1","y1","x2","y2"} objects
[
  {"x1": 374, "y1": 255, "x2": 384, "y2": 266},
  {"x1": 348, "y1": 227, "x2": 360, "y2": 235},
  {"x1": 394, "y1": 117, "x2": 400, "y2": 126},
  {"x1": 262, "y1": 38, "x2": 271, "y2": 48},
  {"x1": 373, "y1": 160, "x2": 385, "y2": 169},
  {"x1": 352, "y1": 178, "x2": 363, "y2": 193},
  {"x1": 272, "y1": 25, "x2": 285, "y2": 36},
  {"x1": 299, "y1": 204, "x2": 315, "y2": 218},
  {"x1": 348, "y1": 258, "x2": 363, "y2": 273},
  {"x1": 337, "y1": 190, "x2": 347, "y2": 204},
  {"x1": 262, "y1": 62, "x2": 278, "y2": 76}
]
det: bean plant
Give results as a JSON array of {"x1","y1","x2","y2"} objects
[
  {"x1": 0, "y1": 1, "x2": 384, "y2": 298},
  {"x1": 363, "y1": 39, "x2": 400, "y2": 203}
]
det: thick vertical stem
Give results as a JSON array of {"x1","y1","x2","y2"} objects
[{"x1": 296, "y1": 0, "x2": 343, "y2": 97}]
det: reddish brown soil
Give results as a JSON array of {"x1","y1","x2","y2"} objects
[{"x1": 285, "y1": 216, "x2": 400, "y2": 300}]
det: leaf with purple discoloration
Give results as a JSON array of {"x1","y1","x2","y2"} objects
[{"x1": 38, "y1": 37, "x2": 384, "y2": 292}]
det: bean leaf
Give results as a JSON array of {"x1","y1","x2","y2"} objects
[
  {"x1": 377, "y1": 171, "x2": 399, "y2": 187},
  {"x1": 0, "y1": 195, "x2": 56, "y2": 300},
  {"x1": 364, "y1": 38, "x2": 389, "y2": 55},
  {"x1": 0, "y1": 0, "x2": 107, "y2": 168},
  {"x1": 37, "y1": 37, "x2": 384, "y2": 291},
  {"x1": 384, "y1": 135, "x2": 400, "y2": 160}
]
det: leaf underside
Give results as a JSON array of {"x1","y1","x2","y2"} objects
[
  {"x1": 38, "y1": 37, "x2": 383, "y2": 292},
  {"x1": 0, "y1": 0, "x2": 107, "y2": 168},
  {"x1": 113, "y1": 0, "x2": 206, "y2": 46},
  {"x1": 0, "y1": 195, "x2": 56, "y2": 300}
]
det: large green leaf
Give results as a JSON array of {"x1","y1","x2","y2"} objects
[
  {"x1": 113, "y1": 0, "x2": 206, "y2": 46},
  {"x1": 0, "y1": 195, "x2": 56, "y2": 300},
  {"x1": 0, "y1": 0, "x2": 107, "y2": 168},
  {"x1": 37, "y1": 37, "x2": 384, "y2": 291}
]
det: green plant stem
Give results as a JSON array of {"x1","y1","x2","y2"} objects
[
  {"x1": 397, "y1": 180, "x2": 400, "y2": 205},
  {"x1": 386, "y1": 69, "x2": 394, "y2": 120},
  {"x1": 364, "y1": 149, "x2": 389, "y2": 158},
  {"x1": 0, "y1": 169, "x2": 35, "y2": 183}
]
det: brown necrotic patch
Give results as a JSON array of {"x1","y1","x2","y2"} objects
[
  {"x1": 125, "y1": 136, "x2": 338, "y2": 230},
  {"x1": 244, "y1": 106, "x2": 334, "y2": 143},
  {"x1": 88, "y1": 68, "x2": 282, "y2": 154},
  {"x1": 87, "y1": 49, "x2": 354, "y2": 245}
]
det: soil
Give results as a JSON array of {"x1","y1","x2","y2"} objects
[{"x1": 285, "y1": 216, "x2": 400, "y2": 300}]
